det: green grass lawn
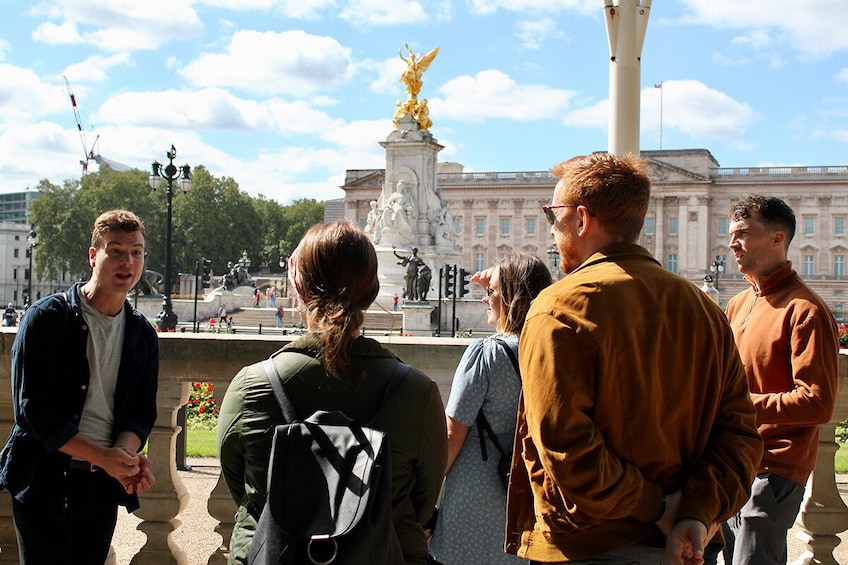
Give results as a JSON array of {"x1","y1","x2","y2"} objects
[
  {"x1": 838, "y1": 443, "x2": 848, "y2": 474},
  {"x1": 186, "y1": 428, "x2": 218, "y2": 458},
  {"x1": 184, "y1": 427, "x2": 848, "y2": 472}
]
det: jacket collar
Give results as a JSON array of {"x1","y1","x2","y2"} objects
[
  {"x1": 571, "y1": 243, "x2": 661, "y2": 275},
  {"x1": 743, "y1": 262, "x2": 795, "y2": 296}
]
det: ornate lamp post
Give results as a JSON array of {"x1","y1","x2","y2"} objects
[
  {"x1": 148, "y1": 145, "x2": 191, "y2": 331},
  {"x1": 710, "y1": 255, "x2": 726, "y2": 289},
  {"x1": 26, "y1": 228, "x2": 38, "y2": 307}
]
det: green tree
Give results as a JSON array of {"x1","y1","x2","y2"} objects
[
  {"x1": 28, "y1": 178, "x2": 80, "y2": 282},
  {"x1": 172, "y1": 166, "x2": 263, "y2": 283},
  {"x1": 277, "y1": 199, "x2": 325, "y2": 259}
]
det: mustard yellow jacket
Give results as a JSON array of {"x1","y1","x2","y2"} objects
[{"x1": 506, "y1": 244, "x2": 762, "y2": 562}]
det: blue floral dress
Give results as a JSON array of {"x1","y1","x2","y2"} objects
[{"x1": 429, "y1": 333, "x2": 524, "y2": 565}]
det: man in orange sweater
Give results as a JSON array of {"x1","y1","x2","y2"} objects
[{"x1": 720, "y1": 194, "x2": 838, "y2": 564}]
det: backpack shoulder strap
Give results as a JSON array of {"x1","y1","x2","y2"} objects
[
  {"x1": 476, "y1": 336, "x2": 517, "y2": 460},
  {"x1": 262, "y1": 358, "x2": 299, "y2": 422}
]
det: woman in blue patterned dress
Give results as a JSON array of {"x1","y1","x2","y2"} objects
[{"x1": 429, "y1": 253, "x2": 552, "y2": 565}]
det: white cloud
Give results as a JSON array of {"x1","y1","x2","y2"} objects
[
  {"x1": 28, "y1": 0, "x2": 203, "y2": 51},
  {"x1": 198, "y1": 0, "x2": 336, "y2": 19},
  {"x1": 679, "y1": 0, "x2": 848, "y2": 59},
  {"x1": 467, "y1": 0, "x2": 596, "y2": 16},
  {"x1": 0, "y1": 65, "x2": 68, "y2": 123},
  {"x1": 837, "y1": 69, "x2": 848, "y2": 84},
  {"x1": 96, "y1": 88, "x2": 342, "y2": 135},
  {"x1": 515, "y1": 18, "x2": 563, "y2": 50},
  {"x1": 433, "y1": 70, "x2": 575, "y2": 121},
  {"x1": 62, "y1": 53, "x2": 133, "y2": 83},
  {"x1": 367, "y1": 57, "x2": 408, "y2": 95},
  {"x1": 340, "y1": 0, "x2": 428, "y2": 26},
  {"x1": 180, "y1": 30, "x2": 355, "y2": 96},
  {"x1": 640, "y1": 80, "x2": 756, "y2": 140}
]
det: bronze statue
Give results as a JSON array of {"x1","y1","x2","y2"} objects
[{"x1": 393, "y1": 246, "x2": 426, "y2": 301}]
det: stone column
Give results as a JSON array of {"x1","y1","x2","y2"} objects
[
  {"x1": 131, "y1": 380, "x2": 191, "y2": 564},
  {"x1": 207, "y1": 378, "x2": 236, "y2": 564},
  {"x1": 792, "y1": 363, "x2": 848, "y2": 564}
]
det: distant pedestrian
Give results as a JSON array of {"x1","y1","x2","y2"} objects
[
  {"x1": 275, "y1": 306, "x2": 284, "y2": 328},
  {"x1": 3, "y1": 303, "x2": 17, "y2": 327},
  {"x1": 218, "y1": 304, "x2": 228, "y2": 324},
  {"x1": 393, "y1": 294, "x2": 399, "y2": 311},
  {"x1": 252, "y1": 286, "x2": 260, "y2": 308},
  {"x1": 267, "y1": 287, "x2": 277, "y2": 309}
]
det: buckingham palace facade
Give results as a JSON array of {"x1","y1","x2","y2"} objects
[{"x1": 339, "y1": 148, "x2": 848, "y2": 319}]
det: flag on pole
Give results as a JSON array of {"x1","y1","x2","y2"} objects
[{"x1": 654, "y1": 82, "x2": 663, "y2": 89}]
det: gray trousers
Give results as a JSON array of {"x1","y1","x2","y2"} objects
[{"x1": 712, "y1": 472, "x2": 805, "y2": 565}]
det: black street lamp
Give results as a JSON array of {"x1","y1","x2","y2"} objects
[
  {"x1": 710, "y1": 255, "x2": 726, "y2": 289},
  {"x1": 547, "y1": 244, "x2": 562, "y2": 281},
  {"x1": 149, "y1": 145, "x2": 191, "y2": 332},
  {"x1": 26, "y1": 228, "x2": 38, "y2": 308}
]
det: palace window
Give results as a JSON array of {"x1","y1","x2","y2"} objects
[
  {"x1": 717, "y1": 217, "x2": 728, "y2": 236},
  {"x1": 835, "y1": 216, "x2": 845, "y2": 236},
  {"x1": 526, "y1": 217, "x2": 536, "y2": 236},
  {"x1": 667, "y1": 254, "x2": 678, "y2": 273},
  {"x1": 501, "y1": 218, "x2": 510, "y2": 236},
  {"x1": 804, "y1": 217, "x2": 815, "y2": 236},
  {"x1": 474, "y1": 253, "x2": 485, "y2": 272},
  {"x1": 803, "y1": 255, "x2": 815, "y2": 276},
  {"x1": 668, "y1": 217, "x2": 678, "y2": 236},
  {"x1": 475, "y1": 218, "x2": 485, "y2": 236},
  {"x1": 644, "y1": 217, "x2": 655, "y2": 235},
  {"x1": 835, "y1": 255, "x2": 845, "y2": 277}
]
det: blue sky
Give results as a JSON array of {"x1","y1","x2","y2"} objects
[{"x1": 1, "y1": 0, "x2": 846, "y2": 204}]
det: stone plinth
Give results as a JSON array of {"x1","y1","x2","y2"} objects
[{"x1": 400, "y1": 302, "x2": 434, "y2": 336}]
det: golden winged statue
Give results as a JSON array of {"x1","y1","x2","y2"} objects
[{"x1": 395, "y1": 44, "x2": 439, "y2": 130}]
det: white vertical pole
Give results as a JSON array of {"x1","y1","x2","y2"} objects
[{"x1": 604, "y1": 0, "x2": 652, "y2": 157}]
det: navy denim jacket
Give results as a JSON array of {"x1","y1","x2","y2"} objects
[{"x1": 0, "y1": 283, "x2": 159, "y2": 514}]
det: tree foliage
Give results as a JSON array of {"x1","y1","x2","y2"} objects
[{"x1": 28, "y1": 165, "x2": 325, "y2": 290}]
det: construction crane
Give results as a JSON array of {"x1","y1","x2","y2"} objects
[{"x1": 63, "y1": 76, "x2": 98, "y2": 175}]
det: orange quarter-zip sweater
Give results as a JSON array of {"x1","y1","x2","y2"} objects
[{"x1": 725, "y1": 262, "x2": 838, "y2": 486}]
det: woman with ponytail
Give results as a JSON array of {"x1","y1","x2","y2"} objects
[{"x1": 217, "y1": 221, "x2": 448, "y2": 564}]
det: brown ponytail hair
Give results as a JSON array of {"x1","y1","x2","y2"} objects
[{"x1": 289, "y1": 221, "x2": 380, "y2": 379}]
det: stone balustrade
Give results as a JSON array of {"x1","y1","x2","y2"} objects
[{"x1": 0, "y1": 329, "x2": 845, "y2": 564}]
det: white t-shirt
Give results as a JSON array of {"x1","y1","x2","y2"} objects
[{"x1": 77, "y1": 295, "x2": 126, "y2": 447}]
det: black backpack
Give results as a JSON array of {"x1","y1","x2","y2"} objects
[{"x1": 247, "y1": 355, "x2": 407, "y2": 565}]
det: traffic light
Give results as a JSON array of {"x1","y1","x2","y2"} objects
[
  {"x1": 459, "y1": 268, "x2": 471, "y2": 297},
  {"x1": 201, "y1": 259, "x2": 212, "y2": 288},
  {"x1": 443, "y1": 264, "x2": 455, "y2": 298}
]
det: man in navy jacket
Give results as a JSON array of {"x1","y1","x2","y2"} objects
[{"x1": 0, "y1": 209, "x2": 159, "y2": 564}]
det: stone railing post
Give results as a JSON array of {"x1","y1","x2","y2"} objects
[
  {"x1": 206, "y1": 378, "x2": 236, "y2": 564},
  {"x1": 130, "y1": 379, "x2": 191, "y2": 564},
  {"x1": 792, "y1": 356, "x2": 848, "y2": 564}
]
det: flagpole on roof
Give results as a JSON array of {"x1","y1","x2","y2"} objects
[{"x1": 654, "y1": 81, "x2": 663, "y2": 149}]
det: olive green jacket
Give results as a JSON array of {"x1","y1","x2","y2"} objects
[{"x1": 217, "y1": 334, "x2": 447, "y2": 564}]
